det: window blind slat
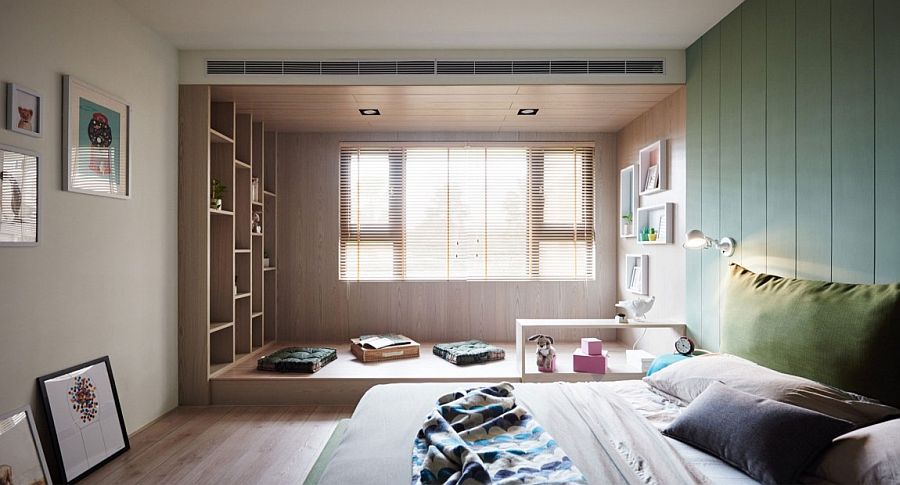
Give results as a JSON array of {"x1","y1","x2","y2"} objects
[{"x1": 339, "y1": 144, "x2": 594, "y2": 281}]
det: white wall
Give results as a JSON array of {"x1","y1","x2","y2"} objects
[{"x1": 0, "y1": 0, "x2": 178, "y2": 437}]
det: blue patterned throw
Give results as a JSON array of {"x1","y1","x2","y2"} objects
[{"x1": 412, "y1": 383, "x2": 587, "y2": 484}]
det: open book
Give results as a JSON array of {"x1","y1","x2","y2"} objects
[{"x1": 359, "y1": 334, "x2": 412, "y2": 349}]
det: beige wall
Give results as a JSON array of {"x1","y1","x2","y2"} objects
[
  {"x1": 0, "y1": 0, "x2": 178, "y2": 437},
  {"x1": 277, "y1": 131, "x2": 618, "y2": 343},
  {"x1": 615, "y1": 88, "x2": 687, "y2": 354}
]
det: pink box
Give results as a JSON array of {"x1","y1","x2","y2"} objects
[
  {"x1": 580, "y1": 338, "x2": 604, "y2": 355},
  {"x1": 573, "y1": 348, "x2": 608, "y2": 374}
]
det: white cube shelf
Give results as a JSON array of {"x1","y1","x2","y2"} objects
[
  {"x1": 639, "y1": 139, "x2": 667, "y2": 196},
  {"x1": 619, "y1": 165, "x2": 638, "y2": 238},
  {"x1": 625, "y1": 254, "x2": 649, "y2": 295},
  {"x1": 636, "y1": 203, "x2": 673, "y2": 245}
]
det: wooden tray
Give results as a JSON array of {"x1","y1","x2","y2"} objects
[{"x1": 350, "y1": 336, "x2": 420, "y2": 363}]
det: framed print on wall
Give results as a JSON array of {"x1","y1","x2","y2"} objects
[
  {"x1": 0, "y1": 144, "x2": 39, "y2": 246},
  {"x1": 37, "y1": 356, "x2": 130, "y2": 483},
  {"x1": 6, "y1": 83, "x2": 42, "y2": 137},
  {"x1": 0, "y1": 405, "x2": 52, "y2": 485},
  {"x1": 63, "y1": 75, "x2": 131, "y2": 199}
]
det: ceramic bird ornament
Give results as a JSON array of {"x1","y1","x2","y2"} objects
[{"x1": 616, "y1": 296, "x2": 656, "y2": 321}]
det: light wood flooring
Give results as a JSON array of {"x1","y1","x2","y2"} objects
[{"x1": 81, "y1": 405, "x2": 353, "y2": 485}]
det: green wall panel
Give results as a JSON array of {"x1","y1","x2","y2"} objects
[
  {"x1": 796, "y1": 0, "x2": 832, "y2": 282},
  {"x1": 740, "y1": 0, "x2": 767, "y2": 274},
  {"x1": 831, "y1": 0, "x2": 874, "y2": 284},
  {"x1": 720, "y1": 10, "x2": 742, "y2": 268},
  {"x1": 874, "y1": 0, "x2": 900, "y2": 283},
  {"x1": 765, "y1": 0, "x2": 796, "y2": 278},
  {"x1": 685, "y1": 40, "x2": 703, "y2": 343},
  {"x1": 700, "y1": 25, "x2": 721, "y2": 351}
]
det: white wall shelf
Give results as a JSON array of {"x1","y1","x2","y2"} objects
[
  {"x1": 636, "y1": 203, "x2": 673, "y2": 245},
  {"x1": 619, "y1": 165, "x2": 638, "y2": 238},
  {"x1": 625, "y1": 254, "x2": 649, "y2": 295},
  {"x1": 638, "y1": 139, "x2": 667, "y2": 196}
]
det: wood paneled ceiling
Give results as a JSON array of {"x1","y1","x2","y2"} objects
[{"x1": 210, "y1": 85, "x2": 682, "y2": 133}]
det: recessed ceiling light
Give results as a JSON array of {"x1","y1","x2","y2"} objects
[
  {"x1": 517, "y1": 108, "x2": 539, "y2": 116},
  {"x1": 359, "y1": 108, "x2": 380, "y2": 116}
]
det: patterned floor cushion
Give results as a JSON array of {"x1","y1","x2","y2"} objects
[
  {"x1": 257, "y1": 347, "x2": 337, "y2": 373},
  {"x1": 433, "y1": 340, "x2": 505, "y2": 365}
]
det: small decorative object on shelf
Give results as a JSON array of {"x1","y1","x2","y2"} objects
[
  {"x1": 251, "y1": 177, "x2": 261, "y2": 202},
  {"x1": 648, "y1": 227, "x2": 657, "y2": 241},
  {"x1": 573, "y1": 337, "x2": 608, "y2": 373},
  {"x1": 621, "y1": 213, "x2": 632, "y2": 236},
  {"x1": 210, "y1": 178, "x2": 226, "y2": 209},
  {"x1": 233, "y1": 276, "x2": 238, "y2": 295},
  {"x1": 675, "y1": 336, "x2": 696, "y2": 356},
  {"x1": 616, "y1": 313, "x2": 628, "y2": 323},
  {"x1": 252, "y1": 211, "x2": 262, "y2": 233},
  {"x1": 263, "y1": 251, "x2": 270, "y2": 268},
  {"x1": 625, "y1": 349, "x2": 655, "y2": 372},
  {"x1": 528, "y1": 334, "x2": 556, "y2": 373},
  {"x1": 616, "y1": 296, "x2": 656, "y2": 321}
]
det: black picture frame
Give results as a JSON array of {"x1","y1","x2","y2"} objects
[{"x1": 36, "y1": 356, "x2": 129, "y2": 483}]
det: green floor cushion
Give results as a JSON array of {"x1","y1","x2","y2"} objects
[
  {"x1": 257, "y1": 347, "x2": 337, "y2": 373},
  {"x1": 433, "y1": 340, "x2": 505, "y2": 365}
]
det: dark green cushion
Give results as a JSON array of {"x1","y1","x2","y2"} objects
[
  {"x1": 721, "y1": 264, "x2": 900, "y2": 406},
  {"x1": 433, "y1": 340, "x2": 505, "y2": 365},
  {"x1": 257, "y1": 347, "x2": 337, "y2": 373}
]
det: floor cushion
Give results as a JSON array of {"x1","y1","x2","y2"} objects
[
  {"x1": 257, "y1": 347, "x2": 337, "y2": 373},
  {"x1": 432, "y1": 340, "x2": 505, "y2": 365}
]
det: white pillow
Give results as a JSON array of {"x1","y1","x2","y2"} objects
[
  {"x1": 642, "y1": 353, "x2": 899, "y2": 426},
  {"x1": 813, "y1": 419, "x2": 900, "y2": 484}
]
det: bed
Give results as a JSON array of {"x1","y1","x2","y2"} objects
[{"x1": 310, "y1": 264, "x2": 900, "y2": 484}]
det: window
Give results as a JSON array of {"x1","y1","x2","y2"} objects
[{"x1": 340, "y1": 144, "x2": 595, "y2": 281}]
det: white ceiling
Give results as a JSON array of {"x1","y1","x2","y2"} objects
[{"x1": 117, "y1": 0, "x2": 742, "y2": 51}]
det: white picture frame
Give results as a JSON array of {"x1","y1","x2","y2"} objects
[
  {"x1": 62, "y1": 75, "x2": 131, "y2": 199},
  {"x1": 0, "y1": 405, "x2": 52, "y2": 485},
  {"x1": 6, "y1": 83, "x2": 42, "y2": 138}
]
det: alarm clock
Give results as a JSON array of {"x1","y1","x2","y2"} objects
[{"x1": 675, "y1": 336, "x2": 695, "y2": 356}]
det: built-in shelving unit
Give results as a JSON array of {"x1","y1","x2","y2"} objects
[
  {"x1": 636, "y1": 203, "x2": 674, "y2": 245},
  {"x1": 178, "y1": 85, "x2": 279, "y2": 405},
  {"x1": 619, "y1": 165, "x2": 637, "y2": 238},
  {"x1": 638, "y1": 139, "x2": 667, "y2": 196}
]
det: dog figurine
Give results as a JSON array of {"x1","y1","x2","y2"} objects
[{"x1": 528, "y1": 334, "x2": 557, "y2": 373}]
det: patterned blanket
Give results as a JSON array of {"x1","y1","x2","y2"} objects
[{"x1": 412, "y1": 383, "x2": 587, "y2": 484}]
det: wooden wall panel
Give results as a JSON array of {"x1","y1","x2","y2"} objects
[
  {"x1": 686, "y1": 0, "x2": 900, "y2": 347},
  {"x1": 765, "y1": 0, "x2": 797, "y2": 278},
  {"x1": 796, "y1": 0, "x2": 832, "y2": 281},
  {"x1": 874, "y1": 0, "x2": 900, "y2": 283},
  {"x1": 277, "y1": 131, "x2": 617, "y2": 343},
  {"x1": 831, "y1": 0, "x2": 875, "y2": 284}
]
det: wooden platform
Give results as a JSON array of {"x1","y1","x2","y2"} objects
[{"x1": 210, "y1": 341, "x2": 520, "y2": 405}]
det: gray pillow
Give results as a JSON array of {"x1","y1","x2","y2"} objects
[{"x1": 663, "y1": 382, "x2": 854, "y2": 485}]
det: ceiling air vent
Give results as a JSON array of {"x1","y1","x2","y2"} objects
[{"x1": 205, "y1": 58, "x2": 665, "y2": 76}]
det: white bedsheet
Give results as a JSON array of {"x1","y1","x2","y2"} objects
[{"x1": 317, "y1": 380, "x2": 759, "y2": 484}]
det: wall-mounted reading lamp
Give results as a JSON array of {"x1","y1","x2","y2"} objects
[{"x1": 683, "y1": 229, "x2": 736, "y2": 257}]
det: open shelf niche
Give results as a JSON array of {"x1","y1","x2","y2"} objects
[
  {"x1": 619, "y1": 164, "x2": 638, "y2": 238},
  {"x1": 177, "y1": 85, "x2": 279, "y2": 405},
  {"x1": 624, "y1": 254, "x2": 649, "y2": 295},
  {"x1": 636, "y1": 202, "x2": 673, "y2": 245},
  {"x1": 638, "y1": 139, "x2": 667, "y2": 196},
  {"x1": 262, "y1": 131, "x2": 278, "y2": 345}
]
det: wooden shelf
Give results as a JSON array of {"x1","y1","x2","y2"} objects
[
  {"x1": 210, "y1": 128, "x2": 234, "y2": 144},
  {"x1": 235, "y1": 159, "x2": 251, "y2": 170},
  {"x1": 636, "y1": 203, "x2": 674, "y2": 245},
  {"x1": 523, "y1": 341, "x2": 646, "y2": 383},
  {"x1": 235, "y1": 292, "x2": 252, "y2": 300},
  {"x1": 619, "y1": 164, "x2": 637, "y2": 238},
  {"x1": 264, "y1": 190, "x2": 276, "y2": 197},
  {"x1": 252, "y1": 200, "x2": 263, "y2": 207},
  {"x1": 235, "y1": 248, "x2": 250, "y2": 254},
  {"x1": 252, "y1": 232, "x2": 263, "y2": 237},
  {"x1": 263, "y1": 267, "x2": 276, "y2": 272},
  {"x1": 638, "y1": 139, "x2": 667, "y2": 195},
  {"x1": 251, "y1": 311, "x2": 263, "y2": 319},
  {"x1": 209, "y1": 321, "x2": 234, "y2": 334},
  {"x1": 209, "y1": 208, "x2": 233, "y2": 216}
]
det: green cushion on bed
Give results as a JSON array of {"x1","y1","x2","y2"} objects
[
  {"x1": 433, "y1": 340, "x2": 505, "y2": 365},
  {"x1": 257, "y1": 347, "x2": 337, "y2": 373},
  {"x1": 721, "y1": 264, "x2": 900, "y2": 406}
]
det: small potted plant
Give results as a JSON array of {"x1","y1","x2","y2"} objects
[
  {"x1": 210, "y1": 179, "x2": 227, "y2": 210},
  {"x1": 263, "y1": 251, "x2": 271, "y2": 268},
  {"x1": 621, "y1": 213, "x2": 633, "y2": 235}
]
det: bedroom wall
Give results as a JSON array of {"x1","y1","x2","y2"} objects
[
  {"x1": 616, "y1": 88, "x2": 687, "y2": 354},
  {"x1": 686, "y1": 0, "x2": 900, "y2": 350},
  {"x1": 277, "y1": 131, "x2": 618, "y2": 343},
  {"x1": 0, "y1": 0, "x2": 178, "y2": 436}
]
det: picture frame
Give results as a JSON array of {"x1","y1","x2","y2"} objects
[
  {"x1": 644, "y1": 165, "x2": 659, "y2": 192},
  {"x1": 0, "y1": 405, "x2": 51, "y2": 485},
  {"x1": 62, "y1": 75, "x2": 131, "y2": 199},
  {"x1": 6, "y1": 83, "x2": 42, "y2": 137},
  {"x1": 0, "y1": 144, "x2": 39, "y2": 246},
  {"x1": 37, "y1": 356, "x2": 129, "y2": 483}
]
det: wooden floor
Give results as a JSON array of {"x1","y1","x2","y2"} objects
[{"x1": 81, "y1": 405, "x2": 353, "y2": 485}]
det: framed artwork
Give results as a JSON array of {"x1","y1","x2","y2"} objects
[
  {"x1": 0, "y1": 144, "x2": 39, "y2": 246},
  {"x1": 63, "y1": 75, "x2": 131, "y2": 199},
  {"x1": 6, "y1": 83, "x2": 42, "y2": 137},
  {"x1": 644, "y1": 165, "x2": 659, "y2": 192},
  {"x1": 0, "y1": 405, "x2": 51, "y2": 485},
  {"x1": 37, "y1": 356, "x2": 129, "y2": 483}
]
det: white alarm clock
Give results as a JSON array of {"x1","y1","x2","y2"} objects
[{"x1": 675, "y1": 336, "x2": 695, "y2": 356}]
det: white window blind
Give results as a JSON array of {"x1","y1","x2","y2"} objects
[{"x1": 340, "y1": 144, "x2": 595, "y2": 281}]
